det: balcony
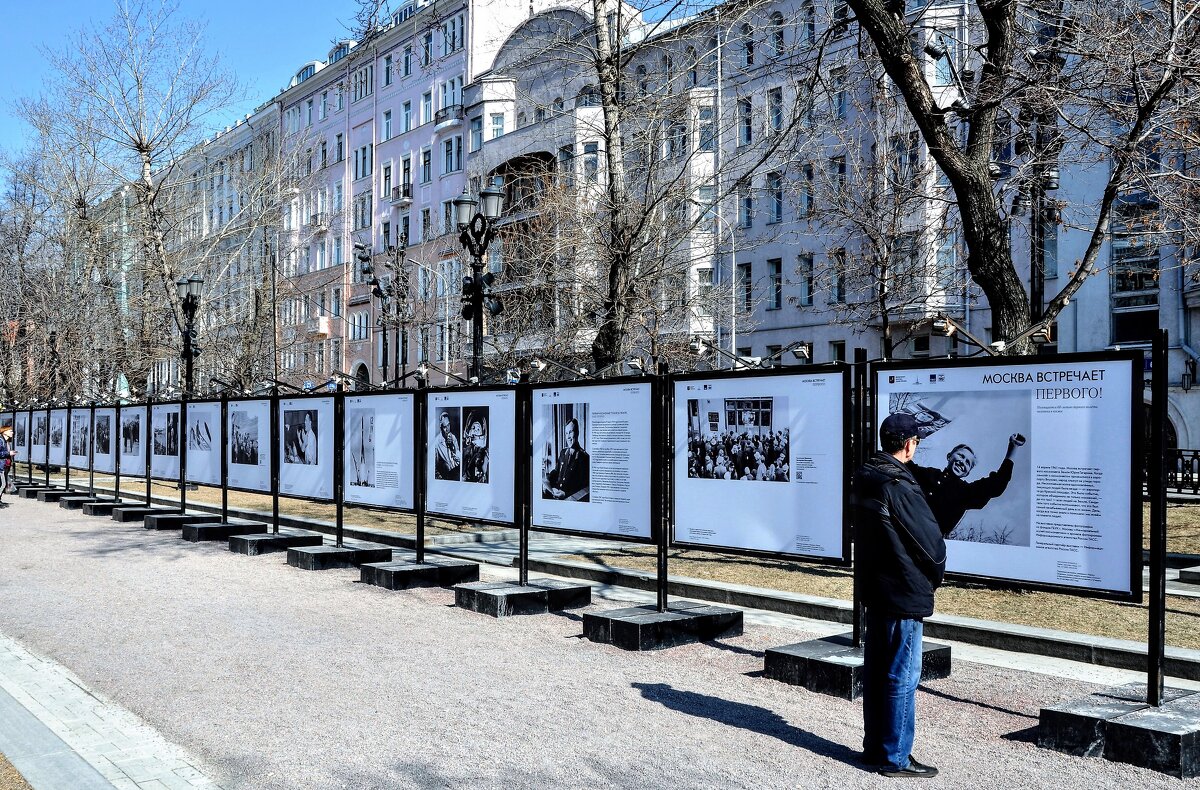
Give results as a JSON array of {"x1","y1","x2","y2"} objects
[
  {"x1": 306, "y1": 315, "x2": 332, "y2": 337},
  {"x1": 434, "y1": 103, "x2": 464, "y2": 130},
  {"x1": 308, "y1": 212, "x2": 328, "y2": 233},
  {"x1": 390, "y1": 183, "x2": 413, "y2": 206}
]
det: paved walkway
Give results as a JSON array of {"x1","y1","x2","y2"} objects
[
  {"x1": 0, "y1": 629, "x2": 221, "y2": 789},
  {"x1": 1, "y1": 494, "x2": 1198, "y2": 788}
]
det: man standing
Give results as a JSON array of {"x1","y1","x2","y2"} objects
[
  {"x1": 910, "y1": 435, "x2": 1025, "y2": 535},
  {"x1": 853, "y1": 413, "x2": 944, "y2": 778},
  {"x1": 434, "y1": 412, "x2": 461, "y2": 481}
]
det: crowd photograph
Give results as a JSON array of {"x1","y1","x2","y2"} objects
[{"x1": 685, "y1": 397, "x2": 791, "y2": 482}]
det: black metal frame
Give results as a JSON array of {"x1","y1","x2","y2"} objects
[
  {"x1": 182, "y1": 397, "x2": 224, "y2": 487},
  {"x1": 222, "y1": 397, "x2": 275, "y2": 496},
  {"x1": 666, "y1": 364, "x2": 854, "y2": 566},
  {"x1": 147, "y1": 402, "x2": 183, "y2": 483},
  {"x1": 525, "y1": 375, "x2": 661, "y2": 545},
  {"x1": 340, "y1": 390, "x2": 421, "y2": 515},
  {"x1": 422, "y1": 383, "x2": 521, "y2": 529},
  {"x1": 275, "y1": 392, "x2": 338, "y2": 504},
  {"x1": 870, "y1": 349, "x2": 1144, "y2": 603}
]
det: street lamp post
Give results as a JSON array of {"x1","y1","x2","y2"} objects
[
  {"x1": 455, "y1": 178, "x2": 506, "y2": 382},
  {"x1": 176, "y1": 275, "x2": 204, "y2": 396},
  {"x1": 359, "y1": 233, "x2": 411, "y2": 388},
  {"x1": 47, "y1": 324, "x2": 58, "y2": 402}
]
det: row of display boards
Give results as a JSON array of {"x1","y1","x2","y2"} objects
[{"x1": 1, "y1": 350, "x2": 1143, "y2": 603}]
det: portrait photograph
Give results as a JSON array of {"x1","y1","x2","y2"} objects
[
  {"x1": 71, "y1": 414, "x2": 90, "y2": 457},
  {"x1": 121, "y1": 414, "x2": 141, "y2": 455},
  {"x1": 540, "y1": 403, "x2": 590, "y2": 502},
  {"x1": 433, "y1": 406, "x2": 462, "y2": 482},
  {"x1": 283, "y1": 409, "x2": 319, "y2": 465},
  {"x1": 461, "y1": 406, "x2": 490, "y2": 484},
  {"x1": 94, "y1": 415, "x2": 111, "y2": 456}
]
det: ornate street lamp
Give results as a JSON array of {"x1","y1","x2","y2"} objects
[
  {"x1": 176, "y1": 275, "x2": 204, "y2": 396},
  {"x1": 456, "y1": 178, "x2": 506, "y2": 382}
]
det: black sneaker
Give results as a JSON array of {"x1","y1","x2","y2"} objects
[{"x1": 879, "y1": 756, "x2": 938, "y2": 778}]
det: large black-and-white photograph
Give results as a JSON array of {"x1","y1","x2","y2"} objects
[
  {"x1": 94, "y1": 414, "x2": 111, "y2": 456},
  {"x1": 50, "y1": 415, "x2": 64, "y2": 449},
  {"x1": 188, "y1": 412, "x2": 214, "y2": 451},
  {"x1": 15, "y1": 414, "x2": 26, "y2": 450},
  {"x1": 685, "y1": 397, "x2": 790, "y2": 482},
  {"x1": 70, "y1": 413, "x2": 90, "y2": 458},
  {"x1": 283, "y1": 409, "x2": 318, "y2": 465},
  {"x1": 154, "y1": 412, "x2": 179, "y2": 456},
  {"x1": 433, "y1": 407, "x2": 462, "y2": 482},
  {"x1": 540, "y1": 403, "x2": 590, "y2": 502},
  {"x1": 121, "y1": 413, "x2": 141, "y2": 455},
  {"x1": 32, "y1": 414, "x2": 47, "y2": 447},
  {"x1": 461, "y1": 407, "x2": 490, "y2": 484},
  {"x1": 346, "y1": 407, "x2": 375, "y2": 487},
  {"x1": 889, "y1": 390, "x2": 1032, "y2": 547},
  {"x1": 230, "y1": 410, "x2": 260, "y2": 465}
]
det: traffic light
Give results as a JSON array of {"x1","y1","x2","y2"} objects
[
  {"x1": 480, "y1": 272, "x2": 503, "y2": 316},
  {"x1": 461, "y1": 276, "x2": 477, "y2": 320},
  {"x1": 187, "y1": 329, "x2": 202, "y2": 359},
  {"x1": 354, "y1": 242, "x2": 372, "y2": 276}
]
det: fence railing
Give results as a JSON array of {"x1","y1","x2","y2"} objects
[{"x1": 1161, "y1": 449, "x2": 1200, "y2": 494}]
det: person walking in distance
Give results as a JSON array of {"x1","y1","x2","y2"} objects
[
  {"x1": 853, "y1": 413, "x2": 944, "y2": 778},
  {"x1": 0, "y1": 429, "x2": 12, "y2": 503}
]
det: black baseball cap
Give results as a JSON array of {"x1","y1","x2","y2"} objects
[{"x1": 880, "y1": 412, "x2": 920, "y2": 444}]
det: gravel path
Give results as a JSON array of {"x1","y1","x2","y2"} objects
[{"x1": 0, "y1": 495, "x2": 1194, "y2": 789}]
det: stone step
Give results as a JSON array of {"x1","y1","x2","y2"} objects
[{"x1": 583, "y1": 601, "x2": 743, "y2": 651}]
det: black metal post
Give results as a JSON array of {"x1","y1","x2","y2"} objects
[
  {"x1": 655, "y1": 364, "x2": 670, "y2": 613},
  {"x1": 180, "y1": 399, "x2": 189, "y2": 514},
  {"x1": 113, "y1": 406, "x2": 122, "y2": 503},
  {"x1": 88, "y1": 404, "x2": 96, "y2": 496},
  {"x1": 852, "y1": 347, "x2": 868, "y2": 648},
  {"x1": 64, "y1": 406, "x2": 72, "y2": 491},
  {"x1": 220, "y1": 397, "x2": 229, "y2": 523},
  {"x1": 470, "y1": 255, "x2": 483, "y2": 381},
  {"x1": 143, "y1": 405, "x2": 152, "y2": 505},
  {"x1": 379, "y1": 311, "x2": 390, "y2": 388},
  {"x1": 334, "y1": 392, "x2": 345, "y2": 548},
  {"x1": 414, "y1": 383, "x2": 426, "y2": 564},
  {"x1": 516, "y1": 375, "x2": 529, "y2": 586},
  {"x1": 1148, "y1": 329, "x2": 1168, "y2": 705},
  {"x1": 1030, "y1": 173, "x2": 1045, "y2": 324},
  {"x1": 270, "y1": 393, "x2": 280, "y2": 534},
  {"x1": 27, "y1": 410, "x2": 34, "y2": 484},
  {"x1": 43, "y1": 405, "x2": 50, "y2": 488}
]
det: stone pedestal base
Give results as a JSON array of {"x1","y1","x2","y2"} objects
[
  {"x1": 361, "y1": 557, "x2": 480, "y2": 590},
  {"x1": 762, "y1": 634, "x2": 951, "y2": 700},
  {"x1": 228, "y1": 531, "x2": 324, "y2": 556},
  {"x1": 583, "y1": 601, "x2": 743, "y2": 651},
  {"x1": 286, "y1": 543, "x2": 392, "y2": 570},
  {"x1": 181, "y1": 522, "x2": 266, "y2": 542},
  {"x1": 59, "y1": 495, "x2": 106, "y2": 510},
  {"x1": 143, "y1": 513, "x2": 221, "y2": 530},
  {"x1": 454, "y1": 579, "x2": 592, "y2": 618},
  {"x1": 18, "y1": 487, "x2": 52, "y2": 499},
  {"x1": 35, "y1": 489, "x2": 72, "y2": 503},
  {"x1": 1180, "y1": 566, "x2": 1200, "y2": 585},
  {"x1": 82, "y1": 500, "x2": 127, "y2": 516},
  {"x1": 111, "y1": 506, "x2": 178, "y2": 523},
  {"x1": 1039, "y1": 683, "x2": 1200, "y2": 777}
]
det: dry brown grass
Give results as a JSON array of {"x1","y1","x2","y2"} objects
[
  {"x1": 0, "y1": 753, "x2": 32, "y2": 790},
  {"x1": 556, "y1": 545, "x2": 1200, "y2": 650}
]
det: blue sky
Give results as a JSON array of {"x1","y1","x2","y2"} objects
[{"x1": 0, "y1": 0, "x2": 361, "y2": 156}]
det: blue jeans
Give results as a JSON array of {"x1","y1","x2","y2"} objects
[{"x1": 862, "y1": 610, "x2": 924, "y2": 771}]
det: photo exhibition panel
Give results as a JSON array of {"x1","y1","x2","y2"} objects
[
  {"x1": 344, "y1": 393, "x2": 416, "y2": 511},
  {"x1": 278, "y1": 397, "x2": 335, "y2": 500},
  {"x1": 426, "y1": 389, "x2": 515, "y2": 522}
]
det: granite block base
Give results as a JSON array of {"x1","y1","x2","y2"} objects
[
  {"x1": 82, "y1": 500, "x2": 126, "y2": 516},
  {"x1": 143, "y1": 513, "x2": 221, "y2": 530},
  {"x1": 361, "y1": 557, "x2": 480, "y2": 590},
  {"x1": 181, "y1": 522, "x2": 267, "y2": 542},
  {"x1": 20, "y1": 487, "x2": 54, "y2": 499},
  {"x1": 1039, "y1": 683, "x2": 1200, "y2": 776},
  {"x1": 59, "y1": 495, "x2": 107, "y2": 510},
  {"x1": 763, "y1": 633, "x2": 952, "y2": 700},
  {"x1": 454, "y1": 579, "x2": 591, "y2": 617},
  {"x1": 111, "y1": 506, "x2": 178, "y2": 523},
  {"x1": 582, "y1": 601, "x2": 743, "y2": 651},
  {"x1": 228, "y1": 531, "x2": 324, "y2": 556},
  {"x1": 35, "y1": 489, "x2": 71, "y2": 502},
  {"x1": 286, "y1": 543, "x2": 393, "y2": 570}
]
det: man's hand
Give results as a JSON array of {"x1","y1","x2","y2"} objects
[{"x1": 1006, "y1": 433, "x2": 1026, "y2": 460}]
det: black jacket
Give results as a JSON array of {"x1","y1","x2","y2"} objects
[
  {"x1": 853, "y1": 452, "x2": 946, "y2": 619},
  {"x1": 910, "y1": 459, "x2": 1013, "y2": 535}
]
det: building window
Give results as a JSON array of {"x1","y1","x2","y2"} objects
[
  {"x1": 830, "y1": 249, "x2": 847, "y2": 304},
  {"x1": 766, "y1": 171, "x2": 783, "y2": 223},
  {"x1": 697, "y1": 267, "x2": 714, "y2": 314},
  {"x1": 832, "y1": 67, "x2": 848, "y2": 120},
  {"x1": 830, "y1": 340, "x2": 847, "y2": 362},
  {"x1": 802, "y1": 0, "x2": 816, "y2": 44},
  {"x1": 738, "y1": 182, "x2": 753, "y2": 228},
  {"x1": 335, "y1": 133, "x2": 344, "y2": 162},
  {"x1": 698, "y1": 105, "x2": 715, "y2": 151},
  {"x1": 491, "y1": 113, "x2": 505, "y2": 139},
  {"x1": 768, "y1": 87, "x2": 784, "y2": 133},
  {"x1": 332, "y1": 288, "x2": 341, "y2": 316},
  {"x1": 383, "y1": 54, "x2": 393, "y2": 86},
  {"x1": 767, "y1": 258, "x2": 782, "y2": 309},
  {"x1": 443, "y1": 136, "x2": 462, "y2": 173},
  {"x1": 1043, "y1": 217, "x2": 1058, "y2": 279},
  {"x1": 584, "y1": 142, "x2": 599, "y2": 182},
  {"x1": 829, "y1": 155, "x2": 847, "y2": 200},
  {"x1": 890, "y1": 131, "x2": 920, "y2": 190},
  {"x1": 469, "y1": 116, "x2": 483, "y2": 151},
  {"x1": 737, "y1": 262, "x2": 752, "y2": 312},
  {"x1": 403, "y1": 46, "x2": 412, "y2": 77},
  {"x1": 770, "y1": 12, "x2": 786, "y2": 56},
  {"x1": 738, "y1": 98, "x2": 753, "y2": 145},
  {"x1": 383, "y1": 110, "x2": 393, "y2": 140},
  {"x1": 800, "y1": 164, "x2": 814, "y2": 217},
  {"x1": 421, "y1": 149, "x2": 432, "y2": 182},
  {"x1": 403, "y1": 101, "x2": 412, "y2": 132},
  {"x1": 422, "y1": 92, "x2": 433, "y2": 124},
  {"x1": 798, "y1": 253, "x2": 814, "y2": 306},
  {"x1": 422, "y1": 31, "x2": 434, "y2": 65},
  {"x1": 352, "y1": 65, "x2": 374, "y2": 102},
  {"x1": 741, "y1": 24, "x2": 754, "y2": 67},
  {"x1": 319, "y1": 91, "x2": 327, "y2": 120}
]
